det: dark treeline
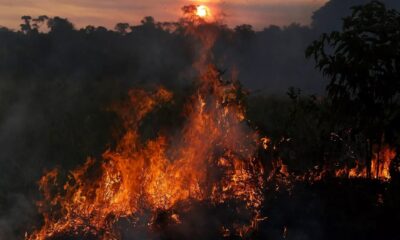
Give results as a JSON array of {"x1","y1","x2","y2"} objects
[{"x1": 1, "y1": 0, "x2": 400, "y2": 239}]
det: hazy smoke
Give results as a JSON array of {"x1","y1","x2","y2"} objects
[{"x1": 1, "y1": 0, "x2": 400, "y2": 239}]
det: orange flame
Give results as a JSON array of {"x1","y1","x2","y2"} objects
[
  {"x1": 27, "y1": 17, "x2": 265, "y2": 240},
  {"x1": 335, "y1": 145, "x2": 396, "y2": 180}
]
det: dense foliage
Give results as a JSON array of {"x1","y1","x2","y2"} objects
[{"x1": 307, "y1": 1, "x2": 400, "y2": 176}]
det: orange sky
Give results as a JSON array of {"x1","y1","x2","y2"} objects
[{"x1": 0, "y1": 0, "x2": 327, "y2": 30}]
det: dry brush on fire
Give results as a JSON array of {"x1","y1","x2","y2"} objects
[{"x1": 1, "y1": 1, "x2": 400, "y2": 240}]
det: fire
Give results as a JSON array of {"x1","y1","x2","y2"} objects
[
  {"x1": 335, "y1": 145, "x2": 396, "y2": 180},
  {"x1": 27, "y1": 11, "x2": 265, "y2": 240},
  {"x1": 196, "y1": 5, "x2": 209, "y2": 18},
  {"x1": 28, "y1": 69, "x2": 264, "y2": 240},
  {"x1": 371, "y1": 145, "x2": 396, "y2": 179},
  {"x1": 26, "y1": 5, "x2": 399, "y2": 240}
]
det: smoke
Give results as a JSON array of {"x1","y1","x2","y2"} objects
[
  {"x1": 0, "y1": 193, "x2": 36, "y2": 239},
  {"x1": 228, "y1": 24, "x2": 322, "y2": 95},
  {"x1": 312, "y1": 0, "x2": 400, "y2": 32},
  {"x1": 1, "y1": 1, "x2": 399, "y2": 239}
]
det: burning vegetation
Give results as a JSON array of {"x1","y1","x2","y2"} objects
[
  {"x1": 27, "y1": 8, "x2": 265, "y2": 240},
  {"x1": 29, "y1": 79, "x2": 265, "y2": 239},
  {"x1": 334, "y1": 144, "x2": 396, "y2": 180},
  {"x1": 0, "y1": 2, "x2": 398, "y2": 240}
]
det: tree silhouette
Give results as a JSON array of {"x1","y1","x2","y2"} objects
[
  {"x1": 20, "y1": 15, "x2": 32, "y2": 34},
  {"x1": 32, "y1": 15, "x2": 49, "y2": 31},
  {"x1": 306, "y1": 1, "x2": 400, "y2": 177},
  {"x1": 115, "y1": 22, "x2": 130, "y2": 34},
  {"x1": 47, "y1": 16, "x2": 74, "y2": 33}
]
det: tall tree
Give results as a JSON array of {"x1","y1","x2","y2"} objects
[{"x1": 306, "y1": 1, "x2": 400, "y2": 177}]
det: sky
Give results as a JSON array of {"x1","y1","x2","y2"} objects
[{"x1": 0, "y1": 0, "x2": 328, "y2": 30}]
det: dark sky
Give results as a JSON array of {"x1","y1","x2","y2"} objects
[{"x1": 0, "y1": 0, "x2": 327, "y2": 30}]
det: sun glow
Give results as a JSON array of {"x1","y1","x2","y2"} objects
[{"x1": 196, "y1": 5, "x2": 209, "y2": 18}]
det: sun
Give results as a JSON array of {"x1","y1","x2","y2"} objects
[{"x1": 196, "y1": 5, "x2": 209, "y2": 18}]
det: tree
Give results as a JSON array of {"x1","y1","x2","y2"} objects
[
  {"x1": 32, "y1": 15, "x2": 49, "y2": 31},
  {"x1": 20, "y1": 15, "x2": 32, "y2": 34},
  {"x1": 130, "y1": 16, "x2": 157, "y2": 33},
  {"x1": 306, "y1": 1, "x2": 400, "y2": 177},
  {"x1": 47, "y1": 17, "x2": 74, "y2": 33},
  {"x1": 141, "y1": 16, "x2": 155, "y2": 26},
  {"x1": 115, "y1": 22, "x2": 130, "y2": 34},
  {"x1": 234, "y1": 24, "x2": 255, "y2": 39}
]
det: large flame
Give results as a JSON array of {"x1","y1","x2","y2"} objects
[{"x1": 27, "y1": 16, "x2": 265, "y2": 240}]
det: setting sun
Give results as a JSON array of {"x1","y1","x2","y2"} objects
[{"x1": 196, "y1": 5, "x2": 209, "y2": 18}]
